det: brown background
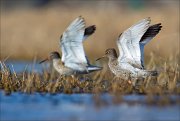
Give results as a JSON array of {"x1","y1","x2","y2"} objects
[{"x1": 1, "y1": 0, "x2": 179, "y2": 64}]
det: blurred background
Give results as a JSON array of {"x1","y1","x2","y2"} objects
[{"x1": 1, "y1": 0, "x2": 179, "y2": 63}]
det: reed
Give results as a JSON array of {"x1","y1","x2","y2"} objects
[{"x1": 0, "y1": 52, "x2": 179, "y2": 95}]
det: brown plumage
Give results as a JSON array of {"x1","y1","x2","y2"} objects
[{"x1": 105, "y1": 48, "x2": 118, "y2": 59}]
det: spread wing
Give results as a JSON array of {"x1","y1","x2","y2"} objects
[
  {"x1": 140, "y1": 23, "x2": 162, "y2": 67},
  {"x1": 60, "y1": 16, "x2": 88, "y2": 69},
  {"x1": 117, "y1": 17, "x2": 151, "y2": 68}
]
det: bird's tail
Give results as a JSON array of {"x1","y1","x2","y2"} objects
[
  {"x1": 149, "y1": 71, "x2": 158, "y2": 76},
  {"x1": 87, "y1": 65, "x2": 102, "y2": 72},
  {"x1": 145, "y1": 70, "x2": 158, "y2": 76},
  {"x1": 138, "y1": 70, "x2": 158, "y2": 77}
]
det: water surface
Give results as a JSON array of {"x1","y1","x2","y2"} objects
[{"x1": 1, "y1": 91, "x2": 180, "y2": 121}]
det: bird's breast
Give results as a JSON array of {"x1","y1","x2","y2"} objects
[{"x1": 53, "y1": 60, "x2": 74, "y2": 75}]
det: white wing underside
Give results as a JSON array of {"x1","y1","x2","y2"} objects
[
  {"x1": 139, "y1": 37, "x2": 152, "y2": 67},
  {"x1": 60, "y1": 17, "x2": 88, "y2": 70},
  {"x1": 117, "y1": 18, "x2": 151, "y2": 68}
]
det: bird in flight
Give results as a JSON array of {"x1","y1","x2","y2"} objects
[
  {"x1": 96, "y1": 17, "x2": 162, "y2": 85},
  {"x1": 40, "y1": 16, "x2": 102, "y2": 77}
]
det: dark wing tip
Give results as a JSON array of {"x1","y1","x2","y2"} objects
[
  {"x1": 140, "y1": 23, "x2": 162, "y2": 42},
  {"x1": 84, "y1": 25, "x2": 96, "y2": 36}
]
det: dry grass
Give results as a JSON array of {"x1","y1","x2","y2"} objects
[{"x1": 0, "y1": 52, "x2": 179, "y2": 95}]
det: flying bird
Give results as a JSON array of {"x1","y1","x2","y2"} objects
[
  {"x1": 40, "y1": 16, "x2": 102, "y2": 76},
  {"x1": 96, "y1": 17, "x2": 162, "y2": 85}
]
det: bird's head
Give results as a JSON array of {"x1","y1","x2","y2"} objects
[
  {"x1": 96, "y1": 48, "x2": 118, "y2": 61},
  {"x1": 39, "y1": 51, "x2": 61, "y2": 64},
  {"x1": 49, "y1": 51, "x2": 61, "y2": 60}
]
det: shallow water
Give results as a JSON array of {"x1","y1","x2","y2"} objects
[
  {"x1": 0, "y1": 91, "x2": 180, "y2": 121},
  {"x1": 4, "y1": 60, "x2": 47, "y2": 73},
  {"x1": 1, "y1": 61, "x2": 180, "y2": 120}
]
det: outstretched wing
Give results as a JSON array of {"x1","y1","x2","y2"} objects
[
  {"x1": 117, "y1": 17, "x2": 151, "y2": 68},
  {"x1": 140, "y1": 23, "x2": 162, "y2": 67},
  {"x1": 60, "y1": 16, "x2": 88, "y2": 69}
]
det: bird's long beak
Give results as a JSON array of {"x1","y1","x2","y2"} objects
[
  {"x1": 96, "y1": 55, "x2": 106, "y2": 61},
  {"x1": 39, "y1": 58, "x2": 49, "y2": 64}
]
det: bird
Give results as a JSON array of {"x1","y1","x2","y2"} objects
[
  {"x1": 40, "y1": 16, "x2": 102, "y2": 77},
  {"x1": 96, "y1": 17, "x2": 162, "y2": 86}
]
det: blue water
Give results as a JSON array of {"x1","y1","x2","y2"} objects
[
  {"x1": 0, "y1": 92, "x2": 180, "y2": 121},
  {"x1": 0, "y1": 61, "x2": 180, "y2": 120},
  {"x1": 4, "y1": 60, "x2": 49, "y2": 73}
]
